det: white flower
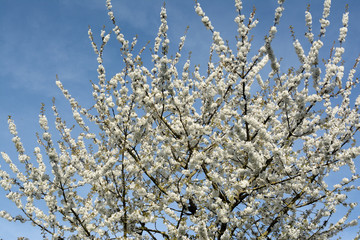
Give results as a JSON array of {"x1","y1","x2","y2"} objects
[
  {"x1": 239, "y1": 180, "x2": 249, "y2": 189},
  {"x1": 195, "y1": 4, "x2": 204, "y2": 16},
  {"x1": 322, "y1": 0, "x2": 331, "y2": 19},
  {"x1": 355, "y1": 95, "x2": 360, "y2": 106}
]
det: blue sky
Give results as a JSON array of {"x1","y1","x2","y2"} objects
[{"x1": 1, "y1": 0, "x2": 360, "y2": 239}]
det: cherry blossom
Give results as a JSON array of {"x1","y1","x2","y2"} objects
[{"x1": 1, "y1": 0, "x2": 359, "y2": 239}]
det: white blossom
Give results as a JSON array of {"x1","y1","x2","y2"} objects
[
  {"x1": 1, "y1": 0, "x2": 360, "y2": 239},
  {"x1": 339, "y1": 12, "x2": 349, "y2": 43}
]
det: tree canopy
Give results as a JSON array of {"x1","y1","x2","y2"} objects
[{"x1": 1, "y1": 0, "x2": 360, "y2": 239}]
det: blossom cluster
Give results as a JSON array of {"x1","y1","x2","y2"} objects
[{"x1": 1, "y1": 0, "x2": 360, "y2": 239}]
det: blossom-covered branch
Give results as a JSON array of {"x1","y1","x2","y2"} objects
[{"x1": 1, "y1": 0, "x2": 360, "y2": 239}]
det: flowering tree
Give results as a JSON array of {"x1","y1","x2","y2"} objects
[{"x1": 1, "y1": 0, "x2": 360, "y2": 239}]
